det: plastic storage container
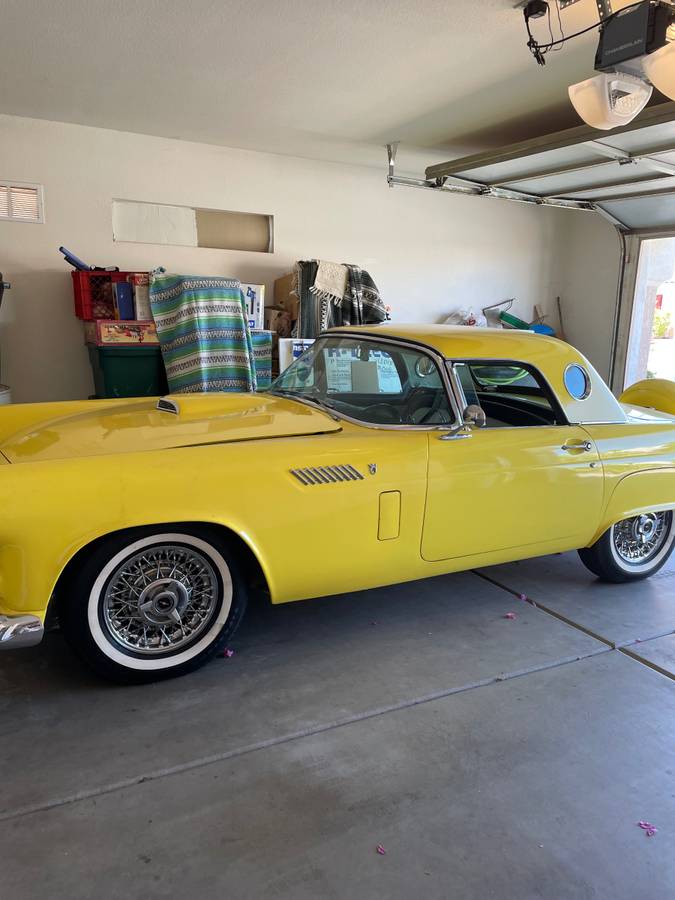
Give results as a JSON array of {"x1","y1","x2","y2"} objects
[
  {"x1": 73, "y1": 271, "x2": 139, "y2": 320},
  {"x1": 88, "y1": 346, "x2": 168, "y2": 398}
]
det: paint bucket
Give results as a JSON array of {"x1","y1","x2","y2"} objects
[{"x1": 0, "y1": 385, "x2": 11, "y2": 405}]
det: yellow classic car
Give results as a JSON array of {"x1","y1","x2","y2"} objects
[{"x1": 1, "y1": 325, "x2": 674, "y2": 683}]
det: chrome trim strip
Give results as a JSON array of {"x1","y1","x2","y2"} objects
[
  {"x1": 290, "y1": 468, "x2": 312, "y2": 485},
  {"x1": 317, "y1": 466, "x2": 337, "y2": 483},
  {"x1": 0, "y1": 614, "x2": 44, "y2": 649}
]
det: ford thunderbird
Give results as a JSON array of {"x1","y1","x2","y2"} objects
[{"x1": 1, "y1": 325, "x2": 674, "y2": 682}]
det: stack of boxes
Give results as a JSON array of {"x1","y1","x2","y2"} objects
[
  {"x1": 241, "y1": 283, "x2": 273, "y2": 389},
  {"x1": 73, "y1": 272, "x2": 274, "y2": 397},
  {"x1": 74, "y1": 270, "x2": 168, "y2": 399},
  {"x1": 265, "y1": 273, "x2": 314, "y2": 375}
]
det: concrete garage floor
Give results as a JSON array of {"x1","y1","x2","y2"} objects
[{"x1": 1, "y1": 552, "x2": 674, "y2": 899}]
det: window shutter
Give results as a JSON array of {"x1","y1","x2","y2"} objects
[{"x1": 0, "y1": 182, "x2": 44, "y2": 223}]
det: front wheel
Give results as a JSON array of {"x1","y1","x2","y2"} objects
[
  {"x1": 60, "y1": 527, "x2": 247, "y2": 683},
  {"x1": 578, "y1": 511, "x2": 675, "y2": 583}
]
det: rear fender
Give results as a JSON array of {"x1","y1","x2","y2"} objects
[
  {"x1": 590, "y1": 468, "x2": 675, "y2": 544},
  {"x1": 620, "y1": 379, "x2": 675, "y2": 416}
]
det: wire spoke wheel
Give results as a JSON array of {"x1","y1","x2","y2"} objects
[
  {"x1": 611, "y1": 511, "x2": 673, "y2": 567},
  {"x1": 102, "y1": 544, "x2": 219, "y2": 655}
]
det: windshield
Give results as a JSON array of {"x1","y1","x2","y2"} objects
[{"x1": 268, "y1": 336, "x2": 455, "y2": 426}]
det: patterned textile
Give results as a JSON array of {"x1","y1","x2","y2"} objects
[
  {"x1": 295, "y1": 260, "x2": 386, "y2": 338},
  {"x1": 250, "y1": 330, "x2": 273, "y2": 389},
  {"x1": 149, "y1": 271, "x2": 256, "y2": 393},
  {"x1": 341, "y1": 265, "x2": 387, "y2": 327},
  {"x1": 294, "y1": 260, "x2": 320, "y2": 339},
  {"x1": 311, "y1": 260, "x2": 348, "y2": 306}
]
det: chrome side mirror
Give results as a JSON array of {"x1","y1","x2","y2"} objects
[{"x1": 463, "y1": 404, "x2": 486, "y2": 428}]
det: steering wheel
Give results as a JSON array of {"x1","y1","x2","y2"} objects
[
  {"x1": 361, "y1": 403, "x2": 403, "y2": 424},
  {"x1": 406, "y1": 388, "x2": 449, "y2": 425}
]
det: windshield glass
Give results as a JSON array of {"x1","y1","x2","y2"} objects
[{"x1": 269, "y1": 336, "x2": 455, "y2": 426}]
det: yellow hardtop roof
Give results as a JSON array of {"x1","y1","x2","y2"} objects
[
  {"x1": 326, "y1": 323, "x2": 627, "y2": 424},
  {"x1": 327, "y1": 323, "x2": 569, "y2": 362}
]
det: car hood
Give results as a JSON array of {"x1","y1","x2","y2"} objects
[{"x1": 0, "y1": 393, "x2": 341, "y2": 464}]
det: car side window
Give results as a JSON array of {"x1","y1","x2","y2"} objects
[
  {"x1": 453, "y1": 361, "x2": 565, "y2": 428},
  {"x1": 272, "y1": 337, "x2": 456, "y2": 427}
]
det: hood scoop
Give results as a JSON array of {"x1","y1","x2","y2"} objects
[{"x1": 157, "y1": 397, "x2": 180, "y2": 415}]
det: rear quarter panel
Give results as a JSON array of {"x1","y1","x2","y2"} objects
[{"x1": 583, "y1": 421, "x2": 675, "y2": 541}]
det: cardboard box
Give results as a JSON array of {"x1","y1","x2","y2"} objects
[
  {"x1": 84, "y1": 319, "x2": 159, "y2": 346},
  {"x1": 241, "y1": 283, "x2": 265, "y2": 330},
  {"x1": 264, "y1": 306, "x2": 292, "y2": 337},
  {"x1": 273, "y1": 273, "x2": 299, "y2": 320},
  {"x1": 279, "y1": 338, "x2": 314, "y2": 373},
  {"x1": 128, "y1": 273, "x2": 152, "y2": 321}
]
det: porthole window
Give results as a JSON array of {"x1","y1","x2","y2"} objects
[{"x1": 564, "y1": 364, "x2": 591, "y2": 400}]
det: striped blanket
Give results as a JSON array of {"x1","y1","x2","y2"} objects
[
  {"x1": 149, "y1": 271, "x2": 256, "y2": 393},
  {"x1": 295, "y1": 261, "x2": 386, "y2": 338}
]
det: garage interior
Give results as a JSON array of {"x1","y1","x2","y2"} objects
[{"x1": 1, "y1": 1, "x2": 675, "y2": 898}]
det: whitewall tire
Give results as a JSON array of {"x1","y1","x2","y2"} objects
[
  {"x1": 60, "y1": 527, "x2": 248, "y2": 683},
  {"x1": 578, "y1": 511, "x2": 675, "y2": 583}
]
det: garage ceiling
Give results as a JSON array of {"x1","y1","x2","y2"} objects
[
  {"x1": 413, "y1": 101, "x2": 675, "y2": 231},
  {"x1": 0, "y1": 0, "x2": 661, "y2": 171}
]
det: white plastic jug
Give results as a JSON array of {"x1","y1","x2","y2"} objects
[{"x1": 0, "y1": 385, "x2": 11, "y2": 405}]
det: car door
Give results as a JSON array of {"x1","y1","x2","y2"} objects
[{"x1": 422, "y1": 359, "x2": 605, "y2": 562}]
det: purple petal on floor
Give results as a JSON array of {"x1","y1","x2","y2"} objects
[
  {"x1": 503, "y1": 612, "x2": 517, "y2": 620},
  {"x1": 376, "y1": 844, "x2": 387, "y2": 855}
]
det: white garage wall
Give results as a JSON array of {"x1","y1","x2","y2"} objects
[
  {"x1": 555, "y1": 212, "x2": 622, "y2": 382},
  {"x1": 0, "y1": 114, "x2": 570, "y2": 402}
]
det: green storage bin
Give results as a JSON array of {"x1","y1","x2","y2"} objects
[{"x1": 88, "y1": 346, "x2": 169, "y2": 399}]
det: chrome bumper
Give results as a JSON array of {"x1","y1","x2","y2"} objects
[{"x1": 0, "y1": 614, "x2": 44, "y2": 649}]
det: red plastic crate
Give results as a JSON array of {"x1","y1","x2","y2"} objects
[{"x1": 72, "y1": 270, "x2": 143, "y2": 320}]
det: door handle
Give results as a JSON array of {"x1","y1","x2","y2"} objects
[
  {"x1": 561, "y1": 441, "x2": 593, "y2": 452},
  {"x1": 440, "y1": 427, "x2": 472, "y2": 441}
]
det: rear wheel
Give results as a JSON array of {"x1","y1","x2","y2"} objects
[
  {"x1": 578, "y1": 511, "x2": 675, "y2": 583},
  {"x1": 60, "y1": 527, "x2": 247, "y2": 683}
]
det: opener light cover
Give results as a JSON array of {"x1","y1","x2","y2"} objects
[
  {"x1": 642, "y1": 39, "x2": 675, "y2": 99},
  {"x1": 569, "y1": 72, "x2": 653, "y2": 130}
]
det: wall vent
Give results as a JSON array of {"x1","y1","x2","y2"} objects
[
  {"x1": 0, "y1": 182, "x2": 44, "y2": 223},
  {"x1": 290, "y1": 465, "x2": 364, "y2": 485}
]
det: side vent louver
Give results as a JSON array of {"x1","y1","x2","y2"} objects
[{"x1": 291, "y1": 465, "x2": 364, "y2": 485}]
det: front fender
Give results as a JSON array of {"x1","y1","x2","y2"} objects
[{"x1": 589, "y1": 467, "x2": 675, "y2": 544}]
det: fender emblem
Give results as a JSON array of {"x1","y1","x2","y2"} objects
[{"x1": 368, "y1": 463, "x2": 377, "y2": 475}]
